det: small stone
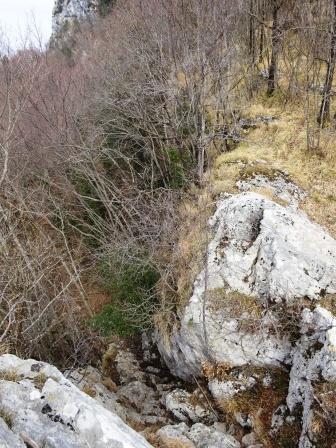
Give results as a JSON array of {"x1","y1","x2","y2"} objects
[
  {"x1": 31, "y1": 363, "x2": 43, "y2": 373},
  {"x1": 188, "y1": 423, "x2": 240, "y2": 448},
  {"x1": 115, "y1": 350, "x2": 146, "y2": 385},
  {"x1": 165, "y1": 389, "x2": 217, "y2": 424},
  {"x1": 117, "y1": 380, "x2": 166, "y2": 424},
  {"x1": 213, "y1": 422, "x2": 228, "y2": 433},
  {"x1": 242, "y1": 432, "x2": 257, "y2": 446},
  {"x1": 29, "y1": 390, "x2": 41, "y2": 401},
  {"x1": 157, "y1": 423, "x2": 195, "y2": 448},
  {"x1": 234, "y1": 412, "x2": 252, "y2": 429},
  {"x1": 270, "y1": 405, "x2": 287, "y2": 435},
  {"x1": 209, "y1": 378, "x2": 256, "y2": 401}
]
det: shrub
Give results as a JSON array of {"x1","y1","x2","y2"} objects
[{"x1": 92, "y1": 254, "x2": 160, "y2": 337}]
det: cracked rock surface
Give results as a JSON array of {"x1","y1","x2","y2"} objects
[
  {"x1": 287, "y1": 306, "x2": 336, "y2": 447},
  {"x1": 0, "y1": 354, "x2": 153, "y2": 448},
  {"x1": 157, "y1": 192, "x2": 336, "y2": 380},
  {"x1": 157, "y1": 189, "x2": 336, "y2": 447}
]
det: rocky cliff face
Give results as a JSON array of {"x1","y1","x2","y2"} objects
[
  {"x1": 157, "y1": 171, "x2": 336, "y2": 448},
  {"x1": 52, "y1": 0, "x2": 99, "y2": 38}
]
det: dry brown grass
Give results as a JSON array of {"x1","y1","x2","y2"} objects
[
  {"x1": 0, "y1": 370, "x2": 20, "y2": 382},
  {"x1": 310, "y1": 382, "x2": 336, "y2": 447},
  {"x1": 205, "y1": 364, "x2": 297, "y2": 448},
  {"x1": 173, "y1": 188, "x2": 215, "y2": 306},
  {"x1": 0, "y1": 342, "x2": 10, "y2": 356},
  {"x1": 0, "y1": 409, "x2": 13, "y2": 428},
  {"x1": 202, "y1": 361, "x2": 232, "y2": 382},
  {"x1": 101, "y1": 377, "x2": 118, "y2": 392},
  {"x1": 319, "y1": 295, "x2": 336, "y2": 315},
  {"x1": 218, "y1": 386, "x2": 290, "y2": 447},
  {"x1": 101, "y1": 344, "x2": 119, "y2": 378},
  {"x1": 154, "y1": 186, "x2": 216, "y2": 339},
  {"x1": 207, "y1": 287, "x2": 263, "y2": 332},
  {"x1": 33, "y1": 373, "x2": 47, "y2": 391},
  {"x1": 240, "y1": 165, "x2": 283, "y2": 181},
  {"x1": 82, "y1": 384, "x2": 97, "y2": 398},
  {"x1": 214, "y1": 100, "x2": 336, "y2": 238}
]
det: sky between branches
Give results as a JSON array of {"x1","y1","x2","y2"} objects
[{"x1": 0, "y1": 0, "x2": 54, "y2": 49}]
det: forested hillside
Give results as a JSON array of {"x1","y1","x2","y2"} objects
[{"x1": 0, "y1": 1, "x2": 335, "y2": 447}]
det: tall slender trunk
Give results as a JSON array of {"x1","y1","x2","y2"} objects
[
  {"x1": 259, "y1": 0, "x2": 265, "y2": 63},
  {"x1": 267, "y1": 1, "x2": 281, "y2": 96},
  {"x1": 318, "y1": 0, "x2": 336, "y2": 127},
  {"x1": 249, "y1": 0, "x2": 256, "y2": 62}
]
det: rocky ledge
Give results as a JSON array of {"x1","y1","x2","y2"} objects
[
  {"x1": 0, "y1": 347, "x2": 244, "y2": 448},
  {"x1": 0, "y1": 354, "x2": 152, "y2": 448}
]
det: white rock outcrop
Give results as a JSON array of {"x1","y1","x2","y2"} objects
[
  {"x1": 0, "y1": 354, "x2": 153, "y2": 448},
  {"x1": 237, "y1": 172, "x2": 306, "y2": 208},
  {"x1": 157, "y1": 190, "x2": 336, "y2": 447},
  {"x1": 52, "y1": 0, "x2": 100, "y2": 38},
  {"x1": 158, "y1": 192, "x2": 336, "y2": 379},
  {"x1": 287, "y1": 306, "x2": 336, "y2": 447}
]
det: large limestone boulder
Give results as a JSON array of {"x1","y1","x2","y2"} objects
[
  {"x1": 0, "y1": 354, "x2": 153, "y2": 448},
  {"x1": 157, "y1": 191, "x2": 336, "y2": 448},
  {"x1": 158, "y1": 192, "x2": 336, "y2": 379}
]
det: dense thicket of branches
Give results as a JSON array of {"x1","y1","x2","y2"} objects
[{"x1": 0, "y1": 0, "x2": 335, "y2": 366}]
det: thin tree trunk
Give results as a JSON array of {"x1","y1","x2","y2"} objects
[
  {"x1": 259, "y1": 0, "x2": 265, "y2": 63},
  {"x1": 249, "y1": 0, "x2": 256, "y2": 62},
  {"x1": 267, "y1": 1, "x2": 281, "y2": 96},
  {"x1": 318, "y1": 0, "x2": 336, "y2": 127}
]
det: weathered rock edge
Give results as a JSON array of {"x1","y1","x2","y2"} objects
[
  {"x1": 0, "y1": 354, "x2": 153, "y2": 448},
  {"x1": 157, "y1": 192, "x2": 336, "y2": 379},
  {"x1": 156, "y1": 191, "x2": 336, "y2": 448}
]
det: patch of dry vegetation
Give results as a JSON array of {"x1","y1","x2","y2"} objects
[
  {"x1": 81, "y1": 384, "x2": 97, "y2": 398},
  {"x1": 214, "y1": 368, "x2": 298, "y2": 447},
  {"x1": 33, "y1": 373, "x2": 48, "y2": 391},
  {"x1": 154, "y1": 187, "x2": 215, "y2": 338},
  {"x1": 202, "y1": 361, "x2": 302, "y2": 447},
  {"x1": 207, "y1": 287, "x2": 263, "y2": 332},
  {"x1": 0, "y1": 409, "x2": 13, "y2": 428},
  {"x1": 319, "y1": 294, "x2": 336, "y2": 315},
  {"x1": 310, "y1": 382, "x2": 336, "y2": 447},
  {"x1": 214, "y1": 100, "x2": 336, "y2": 237}
]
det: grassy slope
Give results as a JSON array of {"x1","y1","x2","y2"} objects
[{"x1": 213, "y1": 99, "x2": 336, "y2": 238}]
